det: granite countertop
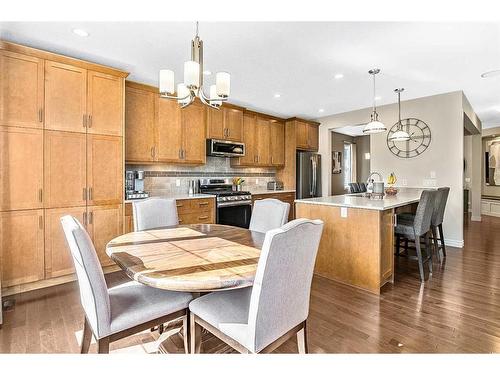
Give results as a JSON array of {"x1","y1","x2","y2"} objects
[
  {"x1": 295, "y1": 188, "x2": 424, "y2": 211},
  {"x1": 124, "y1": 193, "x2": 216, "y2": 204},
  {"x1": 247, "y1": 188, "x2": 296, "y2": 195}
]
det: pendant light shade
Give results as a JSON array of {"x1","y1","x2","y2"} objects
[
  {"x1": 388, "y1": 88, "x2": 410, "y2": 142},
  {"x1": 363, "y1": 68, "x2": 386, "y2": 135}
]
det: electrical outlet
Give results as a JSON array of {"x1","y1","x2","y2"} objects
[
  {"x1": 401, "y1": 179, "x2": 408, "y2": 186},
  {"x1": 255, "y1": 179, "x2": 259, "y2": 185},
  {"x1": 176, "y1": 179, "x2": 181, "y2": 187},
  {"x1": 430, "y1": 171, "x2": 436, "y2": 179},
  {"x1": 341, "y1": 207, "x2": 348, "y2": 218}
]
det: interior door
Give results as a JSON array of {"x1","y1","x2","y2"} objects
[
  {"x1": 207, "y1": 107, "x2": 224, "y2": 139},
  {"x1": 270, "y1": 120, "x2": 285, "y2": 166},
  {"x1": 0, "y1": 209, "x2": 44, "y2": 287},
  {"x1": 0, "y1": 50, "x2": 44, "y2": 129},
  {"x1": 224, "y1": 108, "x2": 243, "y2": 141},
  {"x1": 256, "y1": 117, "x2": 271, "y2": 166},
  {"x1": 125, "y1": 86, "x2": 156, "y2": 162},
  {"x1": 88, "y1": 204, "x2": 123, "y2": 267},
  {"x1": 87, "y1": 71, "x2": 123, "y2": 136},
  {"x1": 0, "y1": 127, "x2": 43, "y2": 210},
  {"x1": 157, "y1": 97, "x2": 182, "y2": 162},
  {"x1": 182, "y1": 102, "x2": 206, "y2": 164},
  {"x1": 44, "y1": 130, "x2": 87, "y2": 208},
  {"x1": 44, "y1": 61, "x2": 87, "y2": 133},
  {"x1": 87, "y1": 134, "x2": 123, "y2": 205},
  {"x1": 45, "y1": 207, "x2": 86, "y2": 278}
]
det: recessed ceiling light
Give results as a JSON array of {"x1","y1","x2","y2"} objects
[
  {"x1": 72, "y1": 28, "x2": 89, "y2": 37},
  {"x1": 203, "y1": 70, "x2": 212, "y2": 76},
  {"x1": 334, "y1": 73, "x2": 344, "y2": 79},
  {"x1": 481, "y1": 70, "x2": 500, "y2": 78},
  {"x1": 375, "y1": 96, "x2": 382, "y2": 101},
  {"x1": 318, "y1": 109, "x2": 325, "y2": 113},
  {"x1": 274, "y1": 93, "x2": 281, "y2": 98}
]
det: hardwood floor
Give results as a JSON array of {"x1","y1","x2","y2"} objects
[{"x1": 1, "y1": 215, "x2": 499, "y2": 353}]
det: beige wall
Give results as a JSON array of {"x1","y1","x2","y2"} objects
[
  {"x1": 317, "y1": 91, "x2": 465, "y2": 247},
  {"x1": 356, "y1": 135, "x2": 371, "y2": 183}
]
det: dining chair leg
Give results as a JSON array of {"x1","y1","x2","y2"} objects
[
  {"x1": 438, "y1": 224, "x2": 447, "y2": 258},
  {"x1": 431, "y1": 226, "x2": 441, "y2": 262},
  {"x1": 414, "y1": 236, "x2": 425, "y2": 282},
  {"x1": 80, "y1": 318, "x2": 92, "y2": 354},
  {"x1": 190, "y1": 312, "x2": 202, "y2": 354},
  {"x1": 424, "y1": 233, "x2": 433, "y2": 274},
  {"x1": 297, "y1": 321, "x2": 308, "y2": 354},
  {"x1": 404, "y1": 238, "x2": 409, "y2": 254},
  {"x1": 97, "y1": 337, "x2": 110, "y2": 354},
  {"x1": 182, "y1": 315, "x2": 189, "y2": 354}
]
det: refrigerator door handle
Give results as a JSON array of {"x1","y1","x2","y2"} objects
[
  {"x1": 312, "y1": 157, "x2": 317, "y2": 197},
  {"x1": 310, "y1": 156, "x2": 314, "y2": 196}
]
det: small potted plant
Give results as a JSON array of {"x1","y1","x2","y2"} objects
[
  {"x1": 385, "y1": 172, "x2": 398, "y2": 196},
  {"x1": 233, "y1": 177, "x2": 245, "y2": 191}
]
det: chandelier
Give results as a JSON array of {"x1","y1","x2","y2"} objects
[
  {"x1": 363, "y1": 68, "x2": 387, "y2": 134},
  {"x1": 159, "y1": 22, "x2": 230, "y2": 109},
  {"x1": 388, "y1": 88, "x2": 411, "y2": 142}
]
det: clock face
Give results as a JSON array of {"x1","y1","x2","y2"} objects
[{"x1": 386, "y1": 118, "x2": 431, "y2": 158}]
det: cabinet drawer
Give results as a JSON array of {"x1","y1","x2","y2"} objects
[
  {"x1": 189, "y1": 198, "x2": 214, "y2": 212},
  {"x1": 178, "y1": 211, "x2": 214, "y2": 225}
]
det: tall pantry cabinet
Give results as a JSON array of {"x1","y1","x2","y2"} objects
[{"x1": 0, "y1": 41, "x2": 128, "y2": 308}]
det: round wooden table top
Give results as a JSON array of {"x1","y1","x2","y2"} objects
[{"x1": 106, "y1": 224, "x2": 265, "y2": 293}]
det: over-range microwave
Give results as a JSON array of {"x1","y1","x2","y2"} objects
[{"x1": 206, "y1": 139, "x2": 245, "y2": 157}]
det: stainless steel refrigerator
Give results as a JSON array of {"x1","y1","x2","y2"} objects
[{"x1": 296, "y1": 151, "x2": 322, "y2": 199}]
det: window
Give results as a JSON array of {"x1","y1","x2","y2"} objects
[{"x1": 343, "y1": 142, "x2": 357, "y2": 190}]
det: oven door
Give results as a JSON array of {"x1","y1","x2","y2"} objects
[{"x1": 217, "y1": 202, "x2": 252, "y2": 229}]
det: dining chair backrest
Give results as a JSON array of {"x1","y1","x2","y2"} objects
[
  {"x1": 247, "y1": 218, "x2": 324, "y2": 352},
  {"x1": 249, "y1": 198, "x2": 290, "y2": 233},
  {"x1": 132, "y1": 197, "x2": 178, "y2": 231},
  {"x1": 432, "y1": 187, "x2": 450, "y2": 226},
  {"x1": 60, "y1": 215, "x2": 111, "y2": 339},
  {"x1": 413, "y1": 190, "x2": 437, "y2": 237}
]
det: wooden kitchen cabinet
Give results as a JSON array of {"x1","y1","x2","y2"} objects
[
  {"x1": 44, "y1": 206, "x2": 86, "y2": 278},
  {"x1": 157, "y1": 97, "x2": 182, "y2": 162},
  {"x1": 0, "y1": 50, "x2": 44, "y2": 129},
  {"x1": 44, "y1": 61, "x2": 87, "y2": 133},
  {"x1": 87, "y1": 204, "x2": 123, "y2": 267},
  {"x1": 296, "y1": 120, "x2": 319, "y2": 151},
  {"x1": 231, "y1": 113, "x2": 257, "y2": 166},
  {"x1": 182, "y1": 102, "x2": 206, "y2": 164},
  {"x1": 308, "y1": 122, "x2": 319, "y2": 151},
  {"x1": 44, "y1": 130, "x2": 87, "y2": 208},
  {"x1": 270, "y1": 120, "x2": 285, "y2": 166},
  {"x1": 125, "y1": 84, "x2": 156, "y2": 163},
  {"x1": 206, "y1": 106, "x2": 243, "y2": 142},
  {"x1": 87, "y1": 134, "x2": 123, "y2": 206},
  {"x1": 87, "y1": 71, "x2": 124, "y2": 136},
  {"x1": 0, "y1": 209, "x2": 45, "y2": 287},
  {"x1": 252, "y1": 191, "x2": 296, "y2": 222},
  {"x1": 256, "y1": 117, "x2": 271, "y2": 166},
  {"x1": 0, "y1": 127, "x2": 43, "y2": 211},
  {"x1": 206, "y1": 107, "x2": 225, "y2": 139}
]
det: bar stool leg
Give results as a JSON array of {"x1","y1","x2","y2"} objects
[
  {"x1": 438, "y1": 224, "x2": 447, "y2": 258},
  {"x1": 425, "y1": 233, "x2": 433, "y2": 274},
  {"x1": 431, "y1": 226, "x2": 442, "y2": 262},
  {"x1": 414, "y1": 235, "x2": 425, "y2": 282}
]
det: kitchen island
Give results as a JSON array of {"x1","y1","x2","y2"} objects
[{"x1": 295, "y1": 188, "x2": 423, "y2": 294}]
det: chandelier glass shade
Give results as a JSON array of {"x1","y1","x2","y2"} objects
[
  {"x1": 363, "y1": 68, "x2": 387, "y2": 134},
  {"x1": 159, "y1": 22, "x2": 230, "y2": 109},
  {"x1": 388, "y1": 88, "x2": 410, "y2": 142}
]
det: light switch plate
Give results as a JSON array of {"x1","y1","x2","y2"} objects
[
  {"x1": 430, "y1": 171, "x2": 436, "y2": 179},
  {"x1": 341, "y1": 207, "x2": 348, "y2": 218},
  {"x1": 255, "y1": 179, "x2": 259, "y2": 185}
]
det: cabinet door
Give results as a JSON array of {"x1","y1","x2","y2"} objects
[
  {"x1": 295, "y1": 121, "x2": 309, "y2": 149},
  {"x1": 0, "y1": 51, "x2": 44, "y2": 129},
  {"x1": 207, "y1": 107, "x2": 224, "y2": 139},
  {"x1": 87, "y1": 71, "x2": 123, "y2": 136},
  {"x1": 157, "y1": 97, "x2": 182, "y2": 162},
  {"x1": 44, "y1": 130, "x2": 87, "y2": 208},
  {"x1": 308, "y1": 123, "x2": 319, "y2": 151},
  {"x1": 88, "y1": 204, "x2": 123, "y2": 267},
  {"x1": 125, "y1": 86, "x2": 156, "y2": 162},
  {"x1": 256, "y1": 117, "x2": 271, "y2": 166},
  {"x1": 0, "y1": 209, "x2": 44, "y2": 287},
  {"x1": 45, "y1": 207, "x2": 87, "y2": 278},
  {"x1": 224, "y1": 107, "x2": 243, "y2": 141},
  {"x1": 270, "y1": 120, "x2": 285, "y2": 166},
  {"x1": 87, "y1": 134, "x2": 123, "y2": 206},
  {"x1": 45, "y1": 61, "x2": 87, "y2": 133},
  {"x1": 182, "y1": 102, "x2": 206, "y2": 164},
  {"x1": 0, "y1": 127, "x2": 43, "y2": 210},
  {"x1": 233, "y1": 113, "x2": 257, "y2": 166}
]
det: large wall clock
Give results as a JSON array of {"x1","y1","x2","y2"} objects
[{"x1": 386, "y1": 118, "x2": 432, "y2": 158}]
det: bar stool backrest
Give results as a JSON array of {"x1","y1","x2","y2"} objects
[
  {"x1": 432, "y1": 187, "x2": 450, "y2": 226},
  {"x1": 413, "y1": 190, "x2": 437, "y2": 237}
]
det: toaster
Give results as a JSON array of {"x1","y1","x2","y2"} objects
[{"x1": 267, "y1": 181, "x2": 284, "y2": 191}]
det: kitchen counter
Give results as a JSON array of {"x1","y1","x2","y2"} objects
[
  {"x1": 125, "y1": 193, "x2": 216, "y2": 204},
  {"x1": 247, "y1": 188, "x2": 296, "y2": 195},
  {"x1": 295, "y1": 188, "x2": 423, "y2": 211}
]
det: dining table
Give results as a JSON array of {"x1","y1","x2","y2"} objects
[{"x1": 105, "y1": 223, "x2": 266, "y2": 353}]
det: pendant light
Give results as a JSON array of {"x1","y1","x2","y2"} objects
[
  {"x1": 388, "y1": 88, "x2": 411, "y2": 142},
  {"x1": 363, "y1": 68, "x2": 387, "y2": 134}
]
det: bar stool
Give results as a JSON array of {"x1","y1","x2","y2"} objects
[{"x1": 394, "y1": 190, "x2": 437, "y2": 282}]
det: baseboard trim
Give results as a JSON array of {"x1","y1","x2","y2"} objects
[
  {"x1": 445, "y1": 238, "x2": 464, "y2": 248},
  {"x1": 471, "y1": 215, "x2": 482, "y2": 222}
]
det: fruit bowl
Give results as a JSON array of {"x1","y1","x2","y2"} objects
[{"x1": 385, "y1": 187, "x2": 398, "y2": 196}]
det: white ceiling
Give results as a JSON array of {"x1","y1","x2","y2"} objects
[{"x1": 2, "y1": 22, "x2": 500, "y2": 127}]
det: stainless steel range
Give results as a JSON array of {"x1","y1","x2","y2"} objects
[{"x1": 198, "y1": 178, "x2": 252, "y2": 228}]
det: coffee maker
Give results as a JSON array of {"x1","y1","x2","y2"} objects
[{"x1": 125, "y1": 170, "x2": 150, "y2": 200}]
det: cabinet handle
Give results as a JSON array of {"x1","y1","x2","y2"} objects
[
  {"x1": 151, "y1": 147, "x2": 155, "y2": 159},
  {"x1": 198, "y1": 202, "x2": 209, "y2": 206},
  {"x1": 83, "y1": 212, "x2": 87, "y2": 225},
  {"x1": 88, "y1": 187, "x2": 93, "y2": 201},
  {"x1": 88, "y1": 114, "x2": 92, "y2": 128},
  {"x1": 83, "y1": 114, "x2": 87, "y2": 128},
  {"x1": 178, "y1": 219, "x2": 183, "y2": 223},
  {"x1": 83, "y1": 187, "x2": 87, "y2": 201},
  {"x1": 271, "y1": 156, "x2": 274, "y2": 164},
  {"x1": 39, "y1": 215, "x2": 44, "y2": 230},
  {"x1": 38, "y1": 108, "x2": 43, "y2": 123},
  {"x1": 178, "y1": 149, "x2": 182, "y2": 159},
  {"x1": 38, "y1": 188, "x2": 43, "y2": 203},
  {"x1": 89, "y1": 211, "x2": 93, "y2": 225},
  {"x1": 198, "y1": 215, "x2": 209, "y2": 220},
  {"x1": 176, "y1": 204, "x2": 183, "y2": 208}
]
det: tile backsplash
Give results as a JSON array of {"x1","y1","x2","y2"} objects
[{"x1": 127, "y1": 157, "x2": 277, "y2": 196}]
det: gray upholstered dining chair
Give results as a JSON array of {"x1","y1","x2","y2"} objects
[
  {"x1": 60, "y1": 215, "x2": 193, "y2": 354},
  {"x1": 249, "y1": 198, "x2": 290, "y2": 233},
  {"x1": 189, "y1": 218, "x2": 324, "y2": 354},
  {"x1": 399, "y1": 187, "x2": 450, "y2": 261},
  {"x1": 394, "y1": 190, "x2": 437, "y2": 282},
  {"x1": 132, "y1": 197, "x2": 178, "y2": 231}
]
